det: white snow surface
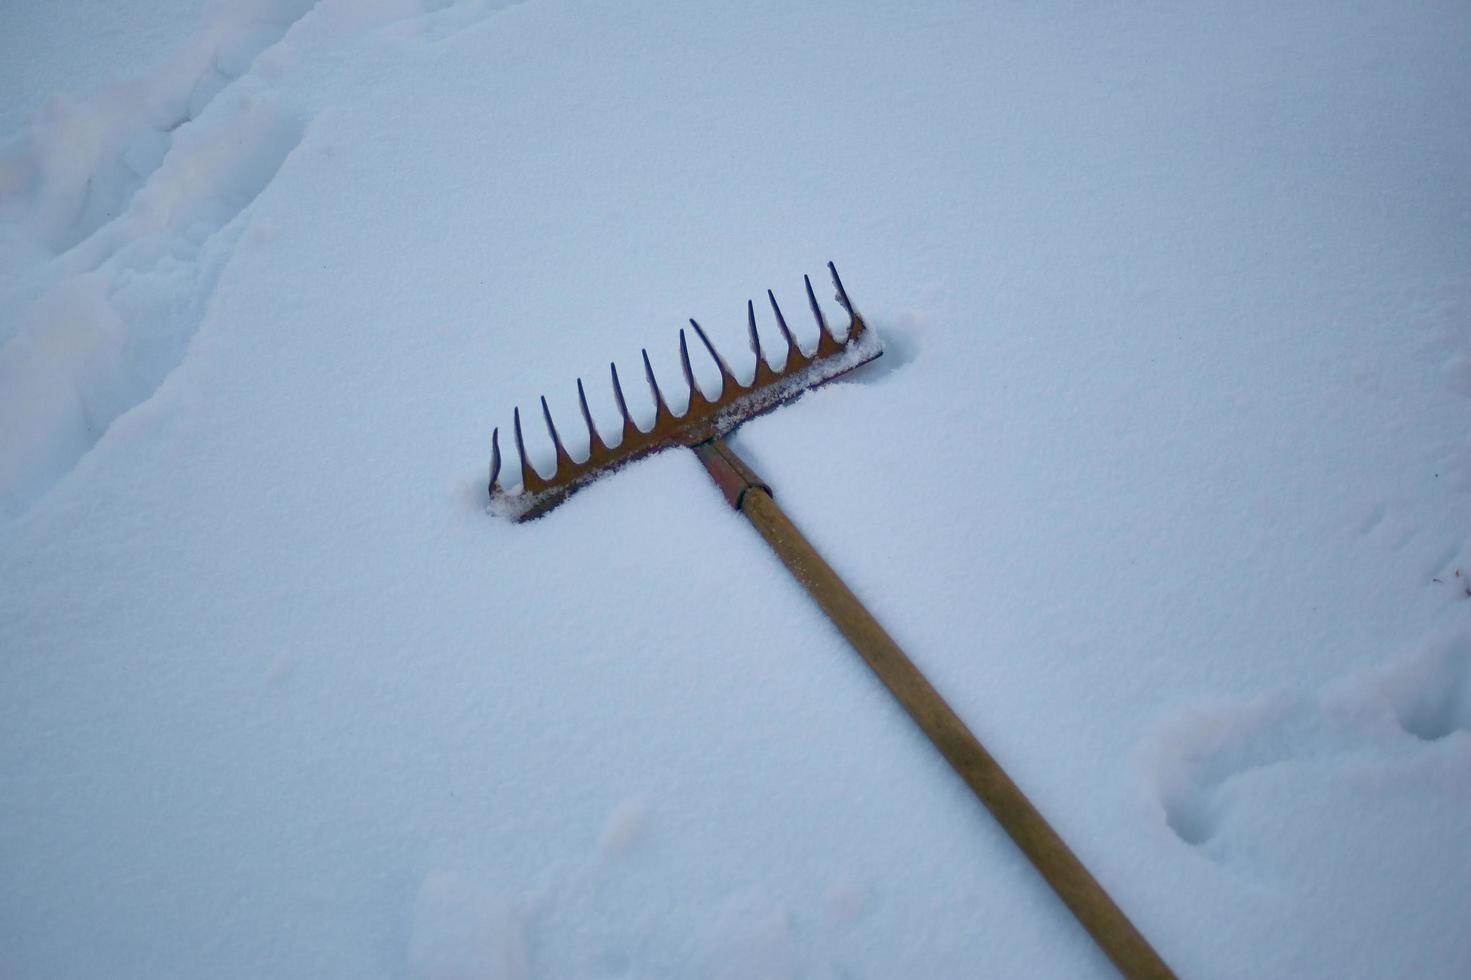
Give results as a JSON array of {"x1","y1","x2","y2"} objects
[{"x1": 2, "y1": 1, "x2": 1469, "y2": 977}]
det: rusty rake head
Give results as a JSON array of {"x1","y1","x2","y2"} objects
[{"x1": 488, "y1": 262, "x2": 881, "y2": 520}]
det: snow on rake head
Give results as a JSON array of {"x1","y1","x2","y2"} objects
[{"x1": 487, "y1": 262, "x2": 882, "y2": 521}]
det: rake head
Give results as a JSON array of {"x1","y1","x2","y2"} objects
[{"x1": 488, "y1": 262, "x2": 881, "y2": 520}]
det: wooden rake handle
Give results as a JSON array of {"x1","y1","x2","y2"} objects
[{"x1": 693, "y1": 438, "x2": 1176, "y2": 980}]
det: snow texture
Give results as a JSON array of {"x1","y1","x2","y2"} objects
[{"x1": 2, "y1": 0, "x2": 1469, "y2": 977}]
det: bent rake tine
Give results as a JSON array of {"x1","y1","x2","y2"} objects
[{"x1": 484, "y1": 265, "x2": 1176, "y2": 980}]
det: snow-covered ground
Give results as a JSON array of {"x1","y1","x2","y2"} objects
[{"x1": 2, "y1": 1, "x2": 1469, "y2": 977}]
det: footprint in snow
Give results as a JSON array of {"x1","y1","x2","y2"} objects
[{"x1": 1149, "y1": 630, "x2": 1471, "y2": 848}]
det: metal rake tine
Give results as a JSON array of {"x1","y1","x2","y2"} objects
[
  {"x1": 489, "y1": 427, "x2": 501, "y2": 490},
  {"x1": 678, "y1": 328, "x2": 700, "y2": 405},
  {"x1": 767, "y1": 288, "x2": 805, "y2": 365},
  {"x1": 576, "y1": 378, "x2": 607, "y2": 455},
  {"x1": 513, "y1": 406, "x2": 535, "y2": 489},
  {"x1": 746, "y1": 300, "x2": 765, "y2": 374},
  {"x1": 804, "y1": 273, "x2": 834, "y2": 342},
  {"x1": 828, "y1": 261, "x2": 853, "y2": 316},
  {"x1": 540, "y1": 395, "x2": 573, "y2": 470},
  {"x1": 610, "y1": 361, "x2": 635, "y2": 437},
  {"x1": 688, "y1": 318, "x2": 738, "y2": 396},
  {"x1": 641, "y1": 348, "x2": 671, "y2": 421},
  {"x1": 829, "y1": 260, "x2": 862, "y2": 342}
]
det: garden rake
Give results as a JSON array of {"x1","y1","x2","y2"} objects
[{"x1": 486, "y1": 264, "x2": 1176, "y2": 980}]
